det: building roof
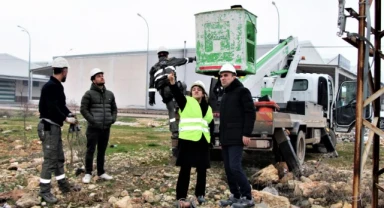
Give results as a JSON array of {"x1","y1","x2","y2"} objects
[
  {"x1": 0, "y1": 53, "x2": 48, "y2": 80},
  {"x1": 299, "y1": 41, "x2": 325, "y2": 64}
]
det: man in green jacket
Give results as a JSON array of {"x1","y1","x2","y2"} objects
[{"x1": 80, "y1": 68, "x2": 117, "y2": 183}]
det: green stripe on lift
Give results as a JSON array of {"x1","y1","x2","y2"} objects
[
  {"x1": 240, "y1": 36, "x2": 294, "y2": 82},
  {"x1": 270, "y1": 69, "x2": 288, "y2": 76}
]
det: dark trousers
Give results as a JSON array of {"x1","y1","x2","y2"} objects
[
  {"x1": 160, "y1": 85, "x2": 179, "y2": 133},
  {"x1": 85, "y1": 127, "x2": 110, "y2": 176},
  {"x1": 165, "y1": 100, "x2": 178, "y2": 133},
  {"x1": 40, "y1": 124, "x2": 65, "y2": 193},
  {"x1": 176, "y1": 165, "x2": 207, "y2": 200},
  {"x1": 222, "y1": 145, "x2": 252, "y2": 199}
]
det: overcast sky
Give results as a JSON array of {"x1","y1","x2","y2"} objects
[{"x1": 0, "y1": 0, "x2": 382, "y2": 74}]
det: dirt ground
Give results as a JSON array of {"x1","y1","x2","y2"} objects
[{"x1": 1, "y1": 113, "x2": 384, "y2": 208}]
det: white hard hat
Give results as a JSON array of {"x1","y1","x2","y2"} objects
[
  {"x1": 219, "y1": 63, "x2": 237, "y2": 75},
  {"x1": 191, "y1": 80, "x2": 206, "y2": 93},
  {"x1": 90, "y1": 68, "x2": 103, "y2": 79},
  {"x1": 157, "y1": 46, "x2": 168, "y2": 54},
  {"x1": 52, "y1": 57, "x2": 70, "y2": 68}
]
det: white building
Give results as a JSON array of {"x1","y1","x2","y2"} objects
[
  {"x1": 0, "y1": 53, "x2": 49, "y2": 103},
  {"x1": 32, "y1": 41, "x2": 356, "y2": 110}
]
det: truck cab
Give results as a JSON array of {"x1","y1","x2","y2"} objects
[
  {"x1": 260, "y1": 73, "x2": 335, "y2": 122},
  {"x1": 289, "y1": 73, "x2": 335, "y2": 123}
]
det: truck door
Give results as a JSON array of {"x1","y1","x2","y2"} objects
[{"x1": 334, "y1": 81, "x2": 372, "y2": 132}]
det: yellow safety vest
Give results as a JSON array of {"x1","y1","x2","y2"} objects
[{"x1": 178, "y1": 96, "x2": 213, "y2": 143}]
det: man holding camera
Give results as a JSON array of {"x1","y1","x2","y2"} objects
[{"x1": 37, "y1": 57, "x2": 80, "y2": 204}]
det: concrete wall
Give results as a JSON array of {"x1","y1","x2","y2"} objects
[{"x1": 62, "y1": 49, "x2": 217, "y2": 110}]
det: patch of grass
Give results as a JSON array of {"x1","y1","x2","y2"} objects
[
  {"x1": 115, "y1": 116, "x2": 137, "y2": 123},
  {"x1": 313, "y1": 142, "x2": 384, "y2": 169},
  {"x1": 147, "y1": 135, "x2": 158, "y2": 140},
  {"x1": 106, "y1": 144, "x2": 135, "y2": 154}
]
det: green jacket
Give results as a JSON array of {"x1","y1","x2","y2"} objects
[{"x1": 80, "y1": 84, "x2": 117, "y2": 129}]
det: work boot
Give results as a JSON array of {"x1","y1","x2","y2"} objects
[
  {"x1": 197, "y1": 195, "x2": 206, "y2": 205},
  {"x1": 39, "y1": 192, "x2": 58, "y2": 204},
  {"x1": 175, "y1": 198, "x2": 197, "y2": 208},
  {"x1": 231, "y1": 197, "x2": 255, "y2": 208},
  {"x1": 58, "y1": 179, "x2": 81, "y2": 193},
  {"x1": 219, "y1": 194, "x2": 240, "y2": 207}
]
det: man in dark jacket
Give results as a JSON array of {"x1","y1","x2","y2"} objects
[
  {"x1": 37, "y1": 57, "x2": 80, "y2": 204},
  {"x1": 218, "y1": 63, "x2": 256, "y2": 208},
  {"x1": 80, "y1": 68, "x2": 117, "y2": 184},
  {"x1": 148, "y1": 46, "x2": 195, "y2": 140}
]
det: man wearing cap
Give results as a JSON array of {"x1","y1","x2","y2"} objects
[
  {"x1": 37, "y1": 57, "x2": 80, "y2": 203},
  {"x1": 218, "y1": 63, "x2": 256, "y2": 208},
  {"x1": 80, "y1": 68, "x2": 117, "y2": 184},
  {"x1": 148, "y1": 46, "x2": 196, "y2": 141}
]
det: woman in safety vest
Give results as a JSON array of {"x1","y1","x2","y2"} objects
[{"x1": 168, "y1": 72, "x2": 214, "y2": 208}]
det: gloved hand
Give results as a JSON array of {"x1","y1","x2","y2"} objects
[
  {"x1": 188, "y1": 57, "x2": 196, "y2": 63},
  {"x1": 68, "y1": 113, "x2": 77, "y2": 119},
  {"x1": 149, "y1": 92, "x2": 156, "y2": 106},
  {"x1": 65, "y1": 117, "x2": 77, "y2": 124}
]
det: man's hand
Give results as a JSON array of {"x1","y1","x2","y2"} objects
[
  {"x1": 242, "y1": 136, "x2": 251, "y2": 146},
  {"x1": 188, "y1": 57, "x2": 196, "y2": 63},
  {"x1": 168, "y1": 72, "x2": 176, "y2": 85},
  {"x1": 65, "y1": 117, "x2": 77, "y2": 124}
]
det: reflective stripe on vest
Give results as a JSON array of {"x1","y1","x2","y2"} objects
[{"x1": 178, "y1": 96, "x2": 213, "y2": 143}]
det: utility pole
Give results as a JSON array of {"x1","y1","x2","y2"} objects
[
  {"x1": 339, "y1": 0, "x2": 383, "y2": 207},
  {"x1": 372, "y1": 0, "x2": 382, "y2": 206},
  {"x1": 17, "y1": 25, "x2": 32, "y2": 102},
  {"x1": 138, "y1": 13, "x2": 150, "y2": 110},
  {"x1": 351, "y1": 0, "x2": 366, "y2": 205},
  {"x1": 272, "y1": 1, "x2": 280, "y2": 43}
]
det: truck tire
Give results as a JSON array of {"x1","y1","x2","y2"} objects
[
  {"x1": 314, "y1": 129, "x2": 337, "y2": 153},
  {"x1": 291, "y1": 131, "x2": 306, "y2": 165}
]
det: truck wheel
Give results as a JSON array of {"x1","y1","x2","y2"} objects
[
  {"x1": 328, "y1": 129, "x2": 337, "y2": 147},
  {"x1": 291, "y1": 131, "x2": 306, "y2": 165},
  {"x1": 314, "y1": 129, "x2": 337, "y2": 153}
]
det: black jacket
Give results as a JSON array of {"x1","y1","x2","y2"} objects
[
  {"x1": 39, "y1": 76, "x2": 71, "y2": 126},
  {"x1": 149, "y1": 57, "x2": 189, "y2": 90},
  {"x1": 80, "y1": 84, "x2": 117, "y2": 130},
  {"x1": 219, "y1": 79, "x2": 255, "y2": 146}
]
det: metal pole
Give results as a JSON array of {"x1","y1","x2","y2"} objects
[
  {"x1": 272, "y1": 1, "x2": 280, "y2": 43},
  {"x1": 17, "y1": 25, "x2": 31, "y2": 102},
  {"x1": 138, "y1": 13, "x2": 149, "y2": 110},
  {"x1": 28, "y1": 33, "x2": 31, "y2": 101},
  {"x1": 372, "y1": 0, "x2": 381, "y2": 206},
  {"x1": 352, "y1": 0, "x2": 366, "y2": 207},
  {"x1": 183, "y1": 41, "x2": 187, "y2": 82}
]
